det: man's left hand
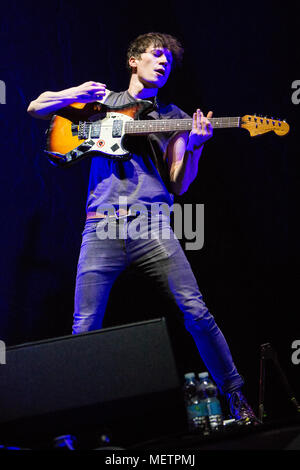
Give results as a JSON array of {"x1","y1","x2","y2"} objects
[{"x1": 188, "y1": 109, "x2": 213, "y2": 149}]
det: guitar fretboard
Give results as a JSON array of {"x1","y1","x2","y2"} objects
[{"x1": 124, "y1": 117, "x2": 241, "y2": 134}]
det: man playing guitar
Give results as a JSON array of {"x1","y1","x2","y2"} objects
[{"x1": 28, "y1": 32, "x2": 259, "y2": 425}]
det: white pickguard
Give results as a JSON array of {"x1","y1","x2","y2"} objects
[{"x1": 88, "y1": 112, "x2": 133, "y2": 157}]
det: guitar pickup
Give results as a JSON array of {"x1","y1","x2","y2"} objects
[
  {"x1": 112, "y1": 120, "x2": 123, "y2": 138},
  {"x1": 71, "y1": 123, "x2": 78, "y2": 136},
  {"x1": 90, "y1": 122, "x2": 101, "y2": 139}
]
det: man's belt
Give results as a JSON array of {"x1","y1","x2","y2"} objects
[{"x1": 86, "y1": 208, "x2": 148, "y2": 221}]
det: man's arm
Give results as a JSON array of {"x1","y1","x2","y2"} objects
[
  {"x1": 167, "y1": 109, "x2": 213, "y2": 195},
  {"x1": 27, "y1": 81, "x2": 108, "y2": 120}
]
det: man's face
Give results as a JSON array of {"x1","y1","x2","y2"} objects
[{"x1": 130, "y1": 44, "x2": 173, "y2": 88}]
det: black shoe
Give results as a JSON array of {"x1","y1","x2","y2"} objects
[{"x1": 226, "y1": 390, "x2": 261, "y2": 426}]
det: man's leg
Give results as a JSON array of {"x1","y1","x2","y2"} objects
[
  {"x1": 126, "y1": 216, "x2": 260, "y2": 423},
  {"x1": 130, "y1": 236, "x2": 243, "y2": 394},
  {"x1": 73, "y1": 224, "x2": 128, "y2": 334},
  {"x1": 124, "y1": 214, "x2": 242, "y2": 393}
]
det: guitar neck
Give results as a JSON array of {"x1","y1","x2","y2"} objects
[{"x1": 125, "y1": 117, "x2": 241, "y2": 135}]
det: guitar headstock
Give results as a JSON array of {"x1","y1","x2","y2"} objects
[{"x1": 241, "y1": 115, "x2": 290, "y2": 137}]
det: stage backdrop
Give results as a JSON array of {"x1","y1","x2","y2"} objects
[{"x1": 0, "y1": 0, "x2": 299, "y2": 420}]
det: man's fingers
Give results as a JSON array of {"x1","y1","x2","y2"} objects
[
  {"x1": 83, "y1": 81, "x2": 106, "y2": 87},
  {"x1": 81, "y1": 82, "x2": 106, "y2": 93},
  {"x1": 76, "y1": 82, "x2": 107, "y2": 103},
  {"x1": 193, "y1": 111, "x2": 197, "y2": 128},
  {"x1": 193, "y1": 109, "x2": 214, "y2": 131},
  {"x1": 205, "y1": 111, "x2": 213, "y2": 131},
  {"x1": 193, "y1": 109, "x2": 202, "y2": 131},
  {"x1": 197, "y1": 109, "x2": 202, "y2": 129}
]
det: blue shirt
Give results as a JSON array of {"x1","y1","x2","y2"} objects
[{"x1": 86, "y1": 90, "x2": 190, "y2": 214}]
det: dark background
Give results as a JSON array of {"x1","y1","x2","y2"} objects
[{"x1": 0, "y1": 0, "x2": 299, "y2": 422}]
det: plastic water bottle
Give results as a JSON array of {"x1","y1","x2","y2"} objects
[
  {"x1": 197, "y1": 372, "x2": 223, "y2": 432},
  {"x1": 183, "y1": 372, "x2": 209, "y2": 434}
]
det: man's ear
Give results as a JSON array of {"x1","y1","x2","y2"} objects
[{"x1": 128, "y1": 56, "x2": 138, "y2": 71}]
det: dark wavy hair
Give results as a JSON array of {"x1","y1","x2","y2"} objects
[{"x1": 126, "y1": 32, "x2": 184, "y2": 70}]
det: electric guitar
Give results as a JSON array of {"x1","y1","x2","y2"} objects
[{"x1": 45, "y1": 100, "x2": 290, "y2": 167}]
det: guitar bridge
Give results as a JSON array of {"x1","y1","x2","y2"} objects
[{"x1": 78, "y1": 121, "x2": 92, "y2": 140}]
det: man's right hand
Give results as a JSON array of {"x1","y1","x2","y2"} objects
[{"x1": 73, "y1": 81, "x2": 107, "y2": 103}]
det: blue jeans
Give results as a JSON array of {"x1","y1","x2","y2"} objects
[{"x1": 73, "y1": 214, "x2": 244, "y2": 394}]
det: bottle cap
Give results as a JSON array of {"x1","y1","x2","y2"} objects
[
  {"x1": 198, "y1": 372, "x2": 209, "y2": 379},
  {"x1": 184, "y1": 372, "x2": 195, "y2": 379}
]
